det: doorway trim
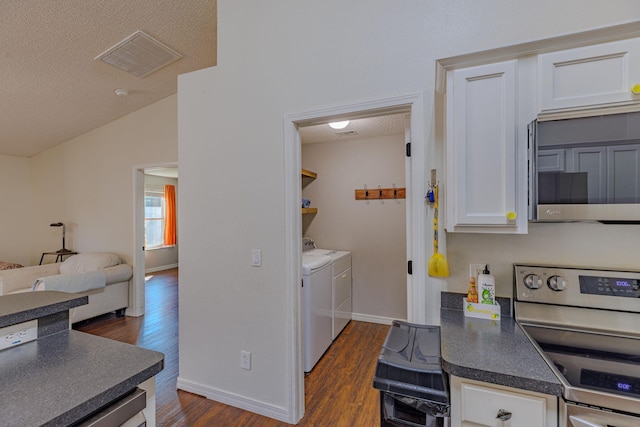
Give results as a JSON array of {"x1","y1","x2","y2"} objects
[
  {"x1": 284, "y1": 92, "x2": 425, "y2": 423},
  {"x1": 131, "y1": 161, "x2": 179, "y2": 318}
]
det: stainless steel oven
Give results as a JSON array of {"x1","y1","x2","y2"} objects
[{"x1": 514, "y1": 264, "x2": 640, "y2": 427}]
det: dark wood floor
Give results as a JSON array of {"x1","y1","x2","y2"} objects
[{"x1": 74, "y1": 268, "x2": 390, "y2": 426}]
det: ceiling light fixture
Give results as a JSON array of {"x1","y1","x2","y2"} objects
[
  {"x1": 328, "y1": 120, "x2": 350, "y2": 130},
  {"x1": 114, "y1": 88, "x2": 129, "y2": 97}
]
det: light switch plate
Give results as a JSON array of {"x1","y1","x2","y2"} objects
[{"x1": 251, "y1": 249, "x2": 262, "y2": 267}]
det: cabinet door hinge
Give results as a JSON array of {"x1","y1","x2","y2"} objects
[
  {"x1": 408, "y1": 260, "x2": 413, "y2": 275},
  {"x1": 406, "y1": 142, "x2": 411, "y2": 157}
]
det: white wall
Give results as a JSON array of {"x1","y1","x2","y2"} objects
[
  {"x1": 0, "y1": 155, "x2": 30, "y2": 266},
  {"x1": 302, "y1": 134, "x2": 406, "y2": 321},
  {"x1": 144, "y1": 174, "x2": 179, "y2": 272},
  {"x1": 178, "y1": 0, "x2": 640, "y2": 421},
  {"x1": 29, "y1": 95, "x2": 178, "y2": 266}
]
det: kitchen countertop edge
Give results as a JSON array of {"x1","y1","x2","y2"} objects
[
  {"x1": 0, "y1": 330, "x2": 164, "y2": 426},
  {"x1": 440, "y1": 296, "x2": 563, "y2": 397}
]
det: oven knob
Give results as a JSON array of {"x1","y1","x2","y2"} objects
[
  {"x1": 547, "y1": 275, "x2": 567, "y2": 291},
  {"x1": 523, "y1": 274, "x2": 542, "y2": 289}
]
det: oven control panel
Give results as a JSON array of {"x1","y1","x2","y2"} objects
[
  {"x1": 579, "y1": 275, "x2": 639, "y2": 298},
  {"x1": 514, "y1": 264, "x2": 640, "y2": 312}
]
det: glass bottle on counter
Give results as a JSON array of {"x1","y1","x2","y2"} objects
[{"x1": 467, "y1": 277, "x2": 478, "y2": 303}]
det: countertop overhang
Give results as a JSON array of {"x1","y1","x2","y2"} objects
[{"x1": 439, "y1": 294, "x2": 562, "y2": 397}]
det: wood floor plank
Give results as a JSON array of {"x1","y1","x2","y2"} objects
[{"x1": 75, "y1": 268, "x2": 390, "y2": 426}]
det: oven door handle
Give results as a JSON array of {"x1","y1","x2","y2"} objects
[{"x1": 568, "y1": 415, "x2": 604, "y2": 427}]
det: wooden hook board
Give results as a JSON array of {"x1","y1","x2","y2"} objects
[{"x1": 355, "y1": 187, "x2": 406, "y2": 200}]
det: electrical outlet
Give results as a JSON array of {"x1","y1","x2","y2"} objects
[
  {"x1": 240, "y1": 350, "x2": 251, "y2": 370},
  {"x1": 0, "y1": 319, "x2": 37, "y2": 350},
  {"x1": 469, "y1": 264, "x2": 485, "y2": 280}
]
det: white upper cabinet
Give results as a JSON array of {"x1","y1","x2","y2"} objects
[
  {"x1": 539, "y1": 38, "x2": 640, "y2": 112},
  {"x1": 445, "y1": 60, "x2": 530, "y2": 233}
]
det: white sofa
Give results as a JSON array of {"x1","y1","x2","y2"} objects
[{"x1": 0, "y1": 253, "x2": 132, "y2": 323}]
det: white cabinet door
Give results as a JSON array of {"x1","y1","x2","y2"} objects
[
  {"x1": 450, "y1": 376, "x2": 558, "y2": 427},
  {"x1": 539, "y1": 38, "x2": 640, "y2": 112},
  {"x1": 446, "y1": 60, "x2": 526, "y2": 233}
]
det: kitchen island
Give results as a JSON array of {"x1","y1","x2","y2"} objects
[{"x1": 0, "y1": 291, "x2": 164, "y2": 426}]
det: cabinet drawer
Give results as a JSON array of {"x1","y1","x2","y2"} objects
[
  {"x1": 332, "y1": 256, "x2": 351, "y2": 277},
  {"x1": 460, "y1": 382, "x2": 548, "y2": 426}
]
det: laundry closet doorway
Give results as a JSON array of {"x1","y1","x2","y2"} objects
[
  {"x1": 299, "y1": 113, "x2": 408, "y2": 323},
  {"x1": 284, "y1": 94, "x2": 426, "y2": 421}
]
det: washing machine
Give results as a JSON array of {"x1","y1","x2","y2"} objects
[
  {"x1": 302, "y1": 252, "x2": 332, "y2": 373},
  {"x1": 302, "y1": 238, "x2": 352, "y2": 340}
]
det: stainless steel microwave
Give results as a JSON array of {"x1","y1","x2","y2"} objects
[{"x1": 528, "y1": 111, "x2": 640, "y2": 223}]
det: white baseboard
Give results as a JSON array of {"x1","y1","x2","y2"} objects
[
  {"x1": 351, "y1": 312, "x2": 404, "y2": 325},
  {"x1": 145, "y1": 263, "x2": 178, "y2": 274},
  {"x1": 176, "y1": 378, "x2": 292, "y2": 423}
]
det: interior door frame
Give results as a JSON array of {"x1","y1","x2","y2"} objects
[
  {"x1": 131, "y1": 161, "x2": 179, "y2": 318},
  {"x1": 283, "y1": 93, "x2": 426, "y2": 423}
]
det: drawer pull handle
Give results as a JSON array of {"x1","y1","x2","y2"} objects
[{"x1": 496, "y1": 409, "x2": 512, "y2": 421}]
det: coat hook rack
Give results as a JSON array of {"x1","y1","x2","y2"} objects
[{"x1": 355, "y1": 184, "x2": 406, "y2": 200}]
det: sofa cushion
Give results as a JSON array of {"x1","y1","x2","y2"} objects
[{"x1": 60, "y1": 253, "x2": 121, "y2": 274}]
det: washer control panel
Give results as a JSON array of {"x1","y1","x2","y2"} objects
[{"x1": 514, "y1": 264, "x2": 640, "y2": 312}]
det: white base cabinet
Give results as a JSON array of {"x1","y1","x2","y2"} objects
[{"x1": 450, "y1": 376, "x2": 558, "y2": 427}]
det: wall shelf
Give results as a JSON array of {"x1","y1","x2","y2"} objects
[
  {"x1": 301, "y1": 168, "x2": 317, "y2": 179},
  {"x1": 302, "y1": 169, "x2": 317, "y2": 214}
]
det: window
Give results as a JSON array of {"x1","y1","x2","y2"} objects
[{"x1": 145, "y1": 191, "x2": 165, "y2": 248}]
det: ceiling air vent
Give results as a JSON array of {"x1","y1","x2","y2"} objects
[
  {"x1": 95, "y1": 30, "x2": 182, "y2": 78},
  {"x1": 336, "y1": 130, "x2": 358, "y2": 136}
]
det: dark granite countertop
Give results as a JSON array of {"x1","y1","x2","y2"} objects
[
  {"x1": 0, "y1": 330, "x2": 164, "y2": 426},
  {"x1": 440, "y1": 294, "x2": 562, "y2": 396},
  {"x1": 0, "y1": 291, "x2": 87, "y2": 328}
]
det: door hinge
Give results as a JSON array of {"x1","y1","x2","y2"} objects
[
  {"x1": 406, "y1": 142, "x2": 411, "y2": 157},
  {"x1": 408, "y1": 260, "x2": 413, "y2": 275}
]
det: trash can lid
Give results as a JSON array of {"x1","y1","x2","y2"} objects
[{"x1": 373, "y1": 320, "x2": 449, "y2": 403}]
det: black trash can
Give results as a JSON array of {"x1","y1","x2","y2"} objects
[{"x1": 373, "y1": 320, "x2": 450, "y2": 427}]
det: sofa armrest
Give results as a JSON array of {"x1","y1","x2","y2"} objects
[
  {"x1": 0, "y1": 263, "x2": 61, "y2": 295},
  {"x1": 103, "y1": 264, "x2": 133, "y2": 285}
]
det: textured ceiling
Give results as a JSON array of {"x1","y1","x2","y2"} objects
[
  {"x1": 0, "y1": 0, "x2": 216, "y2": 158},
  {"x1": 299, "y1": 113, "x2": 407, "y2": 144}
]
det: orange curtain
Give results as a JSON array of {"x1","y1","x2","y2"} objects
[{"x1": 164, "y1": 185, "x2": 177, "y2": 246}]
